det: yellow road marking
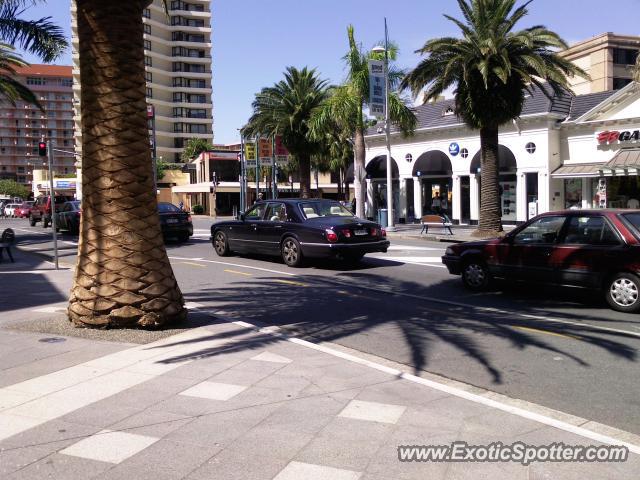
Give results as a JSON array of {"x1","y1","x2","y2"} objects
[
  {"x1": 181, "y1": 261, "x2": 206, "y2": 268},
  {"x1": 274, "y1": 279, "x2": 307, "y2": 287},
  {"x1": 224, "y1": 269, "x2": 253, "y2": 276},
  {"x1": 514, "y1": 326, "x2": 578, "y2": 340}
]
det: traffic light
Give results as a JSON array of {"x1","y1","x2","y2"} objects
[{"x1": 38, "y1": 141, "x2": 47, "y2": 157}]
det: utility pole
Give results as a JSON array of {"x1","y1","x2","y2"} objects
[{"x1": 47, "y1": 141, "x2": 59, "y2": 270}]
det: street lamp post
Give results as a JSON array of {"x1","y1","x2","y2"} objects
[{"x1": 372, "y1": 18, "x2": 395, "y2": 231}]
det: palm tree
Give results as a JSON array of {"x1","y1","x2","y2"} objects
[
  {"x1": 311, "y1": 26, "x2": 416, "y2": 219},
  {"x1": 180, "y1": 137, "x2": 213, "y2": 162},
  {"x1": 69, "y1": 0, "x2": 186, "y2": 328},
  {"x1": 244, "y1": 66, "x2": 329, "y2": 198},
  {"x1": 402, "y1": 0, "x2": 586, "y2": 236},
  {"x1": 0, "y1": 0, "x2": 68, "y2": 62},
  {"x1": 0, "y1": 42, "x2": 39, "y2": 105},
  {"x1": 312, "y1": 114, "x2": 353, "y2": 200}
]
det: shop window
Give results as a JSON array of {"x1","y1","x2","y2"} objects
[
  {"x1": 525, "y1": 142, "x2": 536, "y2": 154},
  {"x1": 564, "y1": 178, "x2": 582, "y2": 209}
]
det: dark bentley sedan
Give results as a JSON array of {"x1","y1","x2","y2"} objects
[
  {"x1": 211, "y1": 199, "x2": 389, "y2": 267},
  {"x1": 442, "y1": 210, "x2": 640, "y2": 313},
  {"x1": 159, "y1": 202, "x2": 193, "y2": 242}
]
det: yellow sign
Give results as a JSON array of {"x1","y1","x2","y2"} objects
[{"x1": 245, "y1": 143, "x2": 256, "y2": 160}]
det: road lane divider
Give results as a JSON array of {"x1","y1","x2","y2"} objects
[
  {"x1": 273, "y1": 279, "x2": 307, "y2": 287},
  {"x1": 180, "y1": 261, "x2": 206, "y2": 268},
  {"x1": 168, "y1": 256, "x2": 296, "y2": 277},
  {"x1": 224, "y1": 269, "x2": 253, "y2": 276}
]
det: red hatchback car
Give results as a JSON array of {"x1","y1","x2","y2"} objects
[{"x1": 442, "y1": 210, "x2": 640, "y2": 313}]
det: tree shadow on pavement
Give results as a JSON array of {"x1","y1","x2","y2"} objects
[{"x1": 149, "y1": 273, "x2": 638, "y2": 387}]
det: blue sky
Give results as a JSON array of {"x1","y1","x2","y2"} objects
[{"x1": 21, "y1": 0, "x2": 640, "y2": 145}]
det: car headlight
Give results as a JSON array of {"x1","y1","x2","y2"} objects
[{"x1": 445, "y1": 247, "x2": 455, "y2": 256}]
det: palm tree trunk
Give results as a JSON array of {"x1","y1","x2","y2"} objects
[
  {"x1": 475, "y1": 126, "x2": 503, "y2": 237},
  {"x1": 353, "y1": 127, "x2": 366, "y2": 218},
  {"x1": 298, "y1": 154, "x2": 311, "y2": 198},
  {"x1": 70, "y1": 0, "x2": 186, "y2": 328}
]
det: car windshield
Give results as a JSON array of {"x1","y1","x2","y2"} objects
[
  {"x1": 158, "y1": 203, "x2": 181, "y2": 213},
  {"x1": 299, "y1": 201, "x2": 354, "y2": 219}
]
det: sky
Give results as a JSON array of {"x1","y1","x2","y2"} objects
[{"x1": 20, "y1": 0, "x2": 640, "y2": 145}]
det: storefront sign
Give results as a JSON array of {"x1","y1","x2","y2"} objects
[
  {"x1": 449, "y1": 143, "x2": 460, "y2": 156},
  {"x1": 597, "y1": 130, "x2": 640, "y2": 145},
  {"x1": 258, "y1": 138, "x2": 272, "y2": 162},
  {"x1": 244, "y1": 143, "x2": 256, "y2": 161}
]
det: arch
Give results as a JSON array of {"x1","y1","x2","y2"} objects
[
  {"x1": 412, "y1": 150, "x2": 452, "y2": 177},
  {"x1": 365, "y1": 155, "x2": 399, "y2": 179},
  {"x1": 469, "y1": 145, "x2": 517, "y2": 174}
]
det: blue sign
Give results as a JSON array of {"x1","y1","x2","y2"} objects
[{"x1": 449, "y1": 143, "x2": 460, "y2": 156}]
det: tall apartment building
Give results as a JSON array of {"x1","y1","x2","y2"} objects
[
  {"x1": 561, "y1": 33, "x2": 640, "y2": 94},
  {"x1": 71, "y1": 0, "x2": 213, "y2": 163},
  {"x1": 0, "y1": 65, "x2": 75, "y2": 189}
]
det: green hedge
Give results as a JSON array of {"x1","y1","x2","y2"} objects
[{"x1": 192, "y1": 204, "x2": 204, "y2": 214}]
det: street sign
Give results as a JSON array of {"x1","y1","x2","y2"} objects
[
  {"x1": 258, "y1": 138, "x2": 272, "y2": 164},
  {"x1": 245, "y1": 143, "x2": 256, "y2": 161},
  {"x1": 368, "y1": 59, "x2": 386, "y2": 119},
  {"x1": 246, "y1": 159, "x2": 257, "y2": 167}
]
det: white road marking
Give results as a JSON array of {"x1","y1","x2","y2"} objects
[
  {"x1": 387, "y1": 245, "x2": 443, "y2": 251},
  {"x1": 168, "y1": 256, "x2": 296, "y2": 277},
  {"x1": 214, "y1": 312, "x2": 640, "y2": 455},
  {"x1": 32, "y1": 306, "x2": 67, "y2": 313},
  {"x1": 10, "y1": 228, "x2": 48, "y2": 236},
  {"x1": 381, "y1": 256, "x2": 444, "y2": 263}
]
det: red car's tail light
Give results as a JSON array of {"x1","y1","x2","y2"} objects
[{"x1": 325, "y1": 229, "x2": 338, "y2": 243}]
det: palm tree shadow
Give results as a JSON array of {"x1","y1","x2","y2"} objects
[{"x1": 150, "y1": 273, "x2": 638, "y2": 386}]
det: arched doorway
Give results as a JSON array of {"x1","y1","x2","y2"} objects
[
  {"x1": 413, "y1": 150, "x2": 453, "y2": 217},
  {"x1": 469, "y1": 145, "x2": 518, "y2": 222},
  {"x1": 365, "y1": 155, "x2": 399, "y2": 221}
]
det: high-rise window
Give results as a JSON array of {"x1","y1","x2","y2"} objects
[
  {"x1": 612, "y1": 48, "x2": 638, "y2": 65},
  {"x1": 144, "y1": 40, "x2": 151, "y2": 50},
  {"x1": 144, "y1": 24, "x2": 151, "y2": 34},
  {"x1": 144, "y1": 55, "x2": 152, "y2": 66}
]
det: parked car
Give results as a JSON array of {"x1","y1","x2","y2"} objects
[
  {"x1": 14, "y1": 201, "x2": 34, "y2": 218},
  {"x1": 3, "y1": 203, "x2": 21, "y2": 217},
  {"x1": 56, "y1": 201, "x2": 82, "y2": 234},
  {"x1": 211, "y1": 199, "x2": 390, "y2": 267},
  {"x1": 442, "y1": 209, "x2": 640, "y2": 313},
  {"x1": 30, "y1": 195, "x2": 74, "y2": 228},
  {"x1": 159, "y1": 202, "x2": 193, "y2": 242}
]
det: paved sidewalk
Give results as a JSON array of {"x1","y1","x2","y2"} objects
[
  {"x1": 1, "y1": 309, "x2": 638, "y2": 479},
  {"x1": 386, "y1": 223, "x2": 516, "y2": 243}
]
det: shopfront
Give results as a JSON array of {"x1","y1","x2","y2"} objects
[
  {"x1": 468, "y1": 145, "x2": 520, "y2": 223},
  {"x1": 365, "y1": 155, "x2": 399, "y2": 222},
  {"x1": 412, "y1": 150, "x2": 453, "y2": 217}
]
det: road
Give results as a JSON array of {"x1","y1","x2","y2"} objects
[{"x1": 2, "y1": 216, "x2": 640, "y2": 436}]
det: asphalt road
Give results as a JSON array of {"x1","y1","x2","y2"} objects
[{"x1": 2, "y1": 216, "x2": 640, "y2": 436}]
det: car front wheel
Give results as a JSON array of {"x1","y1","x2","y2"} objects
[
  {"x1": 461, "y1": 260, "x2": 491, "y2": 291},
  {"x1": 281, "y1": 237, "x2": 303, "y2": 267},
  {"x1": 212, "y1": 230, "x2": 231, "y2": 256},
  {"x1": 606, "y1": 272, "x2": 640, "y2": 313}
]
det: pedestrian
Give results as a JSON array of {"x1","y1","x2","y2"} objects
[
  {"x1": 440, "y1": 194, "x2": 448, "y2": 213},
  {"x1": 431, "y1": 194, "x2": 441, "y2": 214},
  {"x1": 178, "y1": 200, "x2": 184, "y2": 211},
  {"x1": 351, "y1": 197, "x2": 356, "y2": 214}
]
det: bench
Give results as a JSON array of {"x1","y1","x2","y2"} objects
[
  {"x1": 420, "y1": 215, "x2": 453, "y2": 235},
  {"x1": 0, "y1": 228, "x2": 15, "y2": 262}
]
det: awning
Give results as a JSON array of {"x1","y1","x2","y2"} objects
[
  {"x1": 172, "y1": 182, "x2": 214, "y2": 194},
  {"x1": 551, "y1": 163, "x2": 604, "y2": 178},
  {"x1": 600, "y1": 149, "x2": 640, "y2": 176}
]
